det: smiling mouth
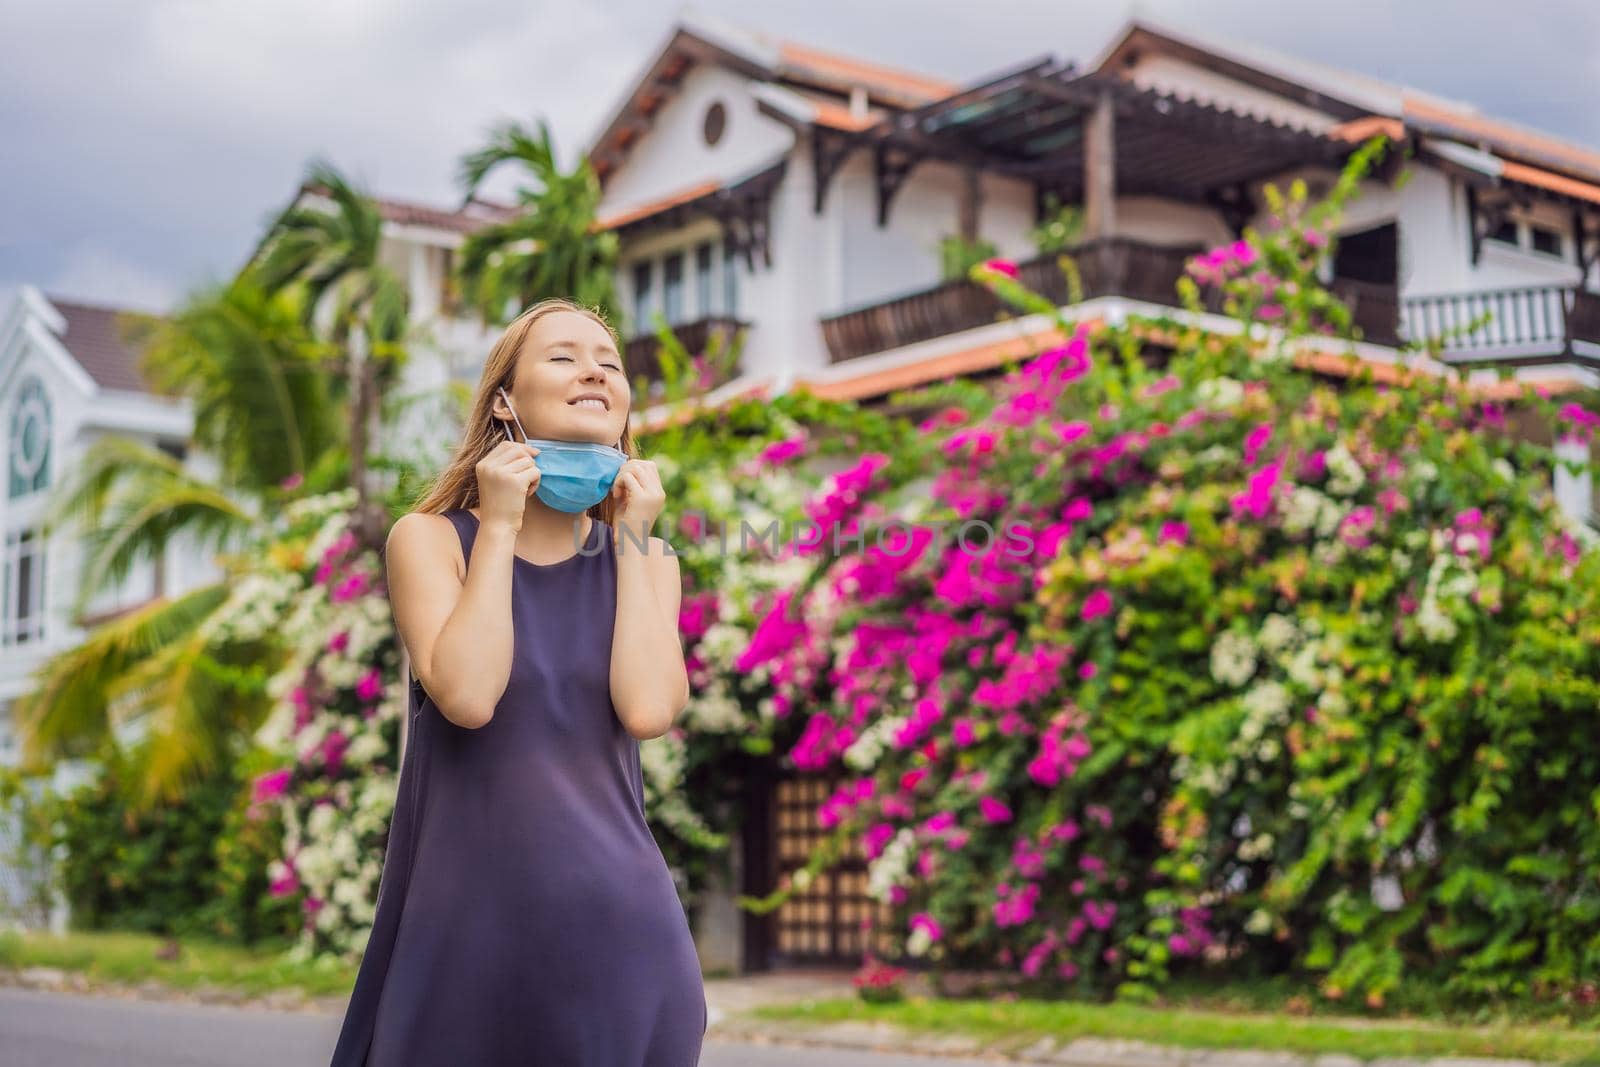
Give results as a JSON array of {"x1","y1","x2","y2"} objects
[{"x1": 569, "y1": 398, "x2": 608, "y2": 411}]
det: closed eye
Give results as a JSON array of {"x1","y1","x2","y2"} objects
[{"x1": 553, "y1": 354, "x2": 624, "y2": 371}]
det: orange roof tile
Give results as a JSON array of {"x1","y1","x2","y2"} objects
[
  {"x1": 1403, "y1": 94, "x2": 1600, "y2": 184},
  {"x1": 1329, "y1": 116, "x2": 1406, "y2": 143},
  {"x1": 796, "y1": 324, "x2": 1093, "y2": 401},
  {"x1": 1499, "y1": 160, "x2": 1600, "y2": 208},
  {"x1": 593, "y1": 178, "x2": 723, "y2": 232},
  {"x1": 633, "y1": 381, "x2": 774, "y2": 434},
  {"x1": 806, "y1": 96, "x2": 882, "y2": 133},
  {"x1": 798, "y1": 319, "x2": 1586, "y2": 404},
  {"x1": 777, "y1": 41, "x2": 959, "y2": 106}
]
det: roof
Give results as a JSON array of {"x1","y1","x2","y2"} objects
[
  {"x1": 41, "y1": 295, "x2": 165, "y2": 395},
  {"x1": 585, "y1": 11, "x2": 957, "y2": 185},
  {"x1": 594, "y1": 178, "x2": 723, "y2": 232},
  {"x1": 1094, "y1": 18, "x2": 1600, "y2": 187},
  {"x1": 299, "y1": 183, "x2": 517, "y2": 235},
  {"x1": 857, "y1": 62, "x2": 1351, "y2": 202},
  {"x1": 796, "y1": 312, "x2": 1587, "y2": 403}
]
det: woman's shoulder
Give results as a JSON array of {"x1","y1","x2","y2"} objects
[{"x1": 387, "y1": 510, "x2": 469, "y2": 580}]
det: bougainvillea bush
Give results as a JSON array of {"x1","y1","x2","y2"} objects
[
  {"x1": 635, "y1": 388, "x2": 918, "y2": 901},
  {"x1": 732, "y1": 138, "x2": 1600, "y2": 1007},
  {"x1": 205, "y1": 488, "x2": 409, "y2": 962}
]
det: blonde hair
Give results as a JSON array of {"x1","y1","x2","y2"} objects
[{"x1": 410, "y1": 297, "x2": 637, "y2": 522}]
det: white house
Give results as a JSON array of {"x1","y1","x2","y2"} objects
[
  {"x1": 0, "y1": 288, "x2": 223, "y2": 766},
  {"x1": 574, "y1": 10, "x2": 1600, "y2": 531},
  {"x1": 6, "y1": 9, "x2": 1600, "y2": 957},
  {"x1": 0, "y1": 287, "x2": 230, "y2": 925}
]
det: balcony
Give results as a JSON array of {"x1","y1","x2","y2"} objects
[
  {"x1": 818, "y1": 239, "x2": 1403, "y2": 364},
  {"x1": 623, "y1": 315, "x2": 748, "y2": 403},
  {"x1": 1401, "y1": 285, "x2": 1600, "y2": 365}
]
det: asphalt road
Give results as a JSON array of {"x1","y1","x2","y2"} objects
[{"x1": 0, "y1": 986, "x2": 1009, "y2": 1066}]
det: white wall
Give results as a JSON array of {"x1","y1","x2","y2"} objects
[
  {"x1": 598, "y1": 63, "x2": 796, "y2": 220},
  {"x1": 1113, "y1": 196, "x2": 1234, "y2": 249}
]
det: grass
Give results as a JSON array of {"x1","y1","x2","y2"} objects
[
  {"x1": 755, "y1": 991, "x2": 1600, "y2": 1064},
  {"x1": 0, "y1": 929, "x2": 357, "y2": 999}
]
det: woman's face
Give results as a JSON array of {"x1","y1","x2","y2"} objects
[{"x1": 495, "y1": 310, "x2": 630, "y2": 445}]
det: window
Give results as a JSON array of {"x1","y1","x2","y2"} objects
[
  {"x1": 8, "y1": 376, "x2": 50, "y2": 500},
  {"x1": 703, "y1": 101, "x2": 727, "y2": 147},
  {"x1": 3, "y1": 526, "x2": 45, "y2": 646},
  {"x1": 1530, "y1": 224, "x2": 1564, "y2": 258},
  {"x1": 631, "y1": 260, "x2": 654, "y2": 336},
  {"x1": 695, "y1": 242, "x2": 714, "y2": 318},
  {"x1": 663, "y1": 250, "x2": 685, "y2": 325},
  {"x1": 723, "y1": 244, "x2": 740, "y2": 317},
  {"x1": 1487, "y1": 218, "x2": 1518, "y2": 245}
]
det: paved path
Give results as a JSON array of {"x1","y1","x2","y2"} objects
[
  {"x1": 0, "y1": 970, "x2": 1546, "y2": 1067},
  {"x1": 0, "y1": 983, "x2": 1013, "y2": 1067}
]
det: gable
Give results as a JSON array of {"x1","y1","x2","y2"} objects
[{"x1": 596, "y1": 63, "x2": 796, "y2": 221}]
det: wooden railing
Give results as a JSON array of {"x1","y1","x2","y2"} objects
[
  {"x1": 818, "y1": 239, "x2": 1403, "y2": 362},
  {"x1": 1401, "y1": 285, "x2": 1600, "y2": 360},
  {"x1": 1330, "y1": 277, "x2": 1402, "y2": 348},
  {"x1": 623, "y1": 315, "x2": 747, "y2": 402}
]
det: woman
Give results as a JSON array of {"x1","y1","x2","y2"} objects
[{"x1": 328, "y1": 297, "x2": 706, "y2": 1066}]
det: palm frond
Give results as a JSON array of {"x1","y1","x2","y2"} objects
[
  {"x1": 9, "y1": 583, "x2": 232, "y2": 771},
  {"x1": 38, "y1": 436, "x2": 254, "y2": 617}
]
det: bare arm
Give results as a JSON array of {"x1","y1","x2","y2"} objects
[
  {"x1": 386, "y1": 513, "x2": 521, "y2": 729},
  {"x1": 609, "y1": 533, "x2": 690, "y2": 741},
  {"x1": 386, "y1": 436, "x2": 541, "y2": 729}
]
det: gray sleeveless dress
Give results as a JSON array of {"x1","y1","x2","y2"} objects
[{"x1": 328, "y1": 508, "x2": 707, "y2": 1066}]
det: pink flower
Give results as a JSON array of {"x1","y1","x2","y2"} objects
[
  {"x1": 279, "y1": 472, "x2": 304, "y2": 490},
  {"x1": 979, "y1": 796, "x2": 1013, "y2": 824},
  {"x1": 909, "y1": 912, "x2": 944, "y2": 942},
  {"x1": 252, "y1": 768, "x2": 292, "y2": 804},
  {"x1": 1231, "y1": 461, "x2": 1284, "y2": 521},
  {"x1": 356, "y1": 668, "x2": 385, "y2": 702},
  {"x1": 981, "y1": 257, "x2": 1019, "y2": 278},
  {"x1": 1158, "y1": 521, "x2": 1190, "y2": 545},
  {"x1": 1080, "y1": 588, "x2": 1113, "y2": 622}
]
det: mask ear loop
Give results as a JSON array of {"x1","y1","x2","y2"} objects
[{"x1": 497, "y1": 386, "x2": 532, "y2": 445}]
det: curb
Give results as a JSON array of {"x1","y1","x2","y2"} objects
[
  {"x1": 0, "y1": 966, "x2": 348, "y2": 1015},
  {"x1": 705, "y1": 1015, "x2": 1544, "y2": 1067}
]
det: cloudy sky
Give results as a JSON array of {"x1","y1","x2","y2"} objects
[{"x1": 3, "y1": 0, "x2": 1596, "y2": 314}]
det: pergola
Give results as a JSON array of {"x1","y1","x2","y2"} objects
[{"x1": 812, "y1": 58, "x2": 1367, "y2": 233}]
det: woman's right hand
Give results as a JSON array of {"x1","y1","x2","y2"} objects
[{"x1": 475, "y1": 441, "x2": 541, "y2": 532}]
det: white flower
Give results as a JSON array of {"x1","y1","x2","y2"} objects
[
  {"x1": 1257, "y1": 614, "x2": 1298, "y2": 654},
  {"x1": 843, "y1": 715, "x2": 907, "y2": 772},
  {"x1": 866, "y1": 828, "x2": 916, "y2": 903},
  {"x1": 1196, "y1": 376, "x2": 1244, "y2": 410},
  {"x1": 1210, "y1": 631, "x2": 1258, "y2": 688},
  {"x1": 1324, "y1": 442, "x2": 1366, "y2": 496}
]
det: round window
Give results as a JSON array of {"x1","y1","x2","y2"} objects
[{"x1": 703, "y1": 101, "x2": 727, "y2": 147}]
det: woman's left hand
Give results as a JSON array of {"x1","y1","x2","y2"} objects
[{"x1": 610, "y1": 458, "x2": 666, "y2": 537}]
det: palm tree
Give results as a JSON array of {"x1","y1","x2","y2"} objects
[
  {"x1": 455, "y1": 117, "x2": 620, "y2": 326},
  {"x1": 251, "y1": 159, "x2": 410, "y2": 551},
  {"x1": 16, "y1": 277, "x2": 345, "y2": 810}
]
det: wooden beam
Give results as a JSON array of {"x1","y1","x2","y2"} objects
[
  {"x1": 875, "y1": 141, "x2": 921, "y2": 228},
  {"x1": 958, "y1": 165, "x2": 981, "y2": 240},
  {"x1": 1083, "y1": 90, "x2": 1116, "y2": 239},
  {"x1": 811, "y1": 127, "x2": 858, "y2": 215}
]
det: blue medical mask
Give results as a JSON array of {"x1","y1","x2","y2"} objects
[{"x1": 497, "y1": 386, "x2": 627, "y2": 513}]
